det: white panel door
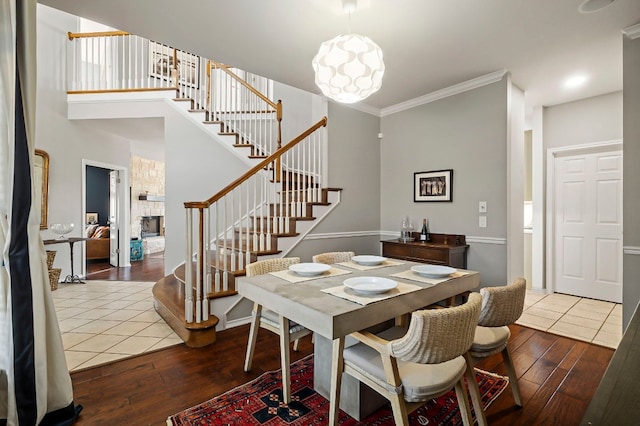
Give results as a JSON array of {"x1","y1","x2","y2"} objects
[{"x1": 554, "y1": 150, "x2": 622, "y2": 302}]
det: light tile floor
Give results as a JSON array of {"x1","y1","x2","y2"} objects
[
  {"x1": 52, "y1": 280, "x2": 182, "y2": 372},
  {"x1": 516, "y1": 290, "x2": 622, "y2": 349}
]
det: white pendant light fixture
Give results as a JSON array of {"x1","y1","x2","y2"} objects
[{"x1": 312, "y1": 0, "x2": 385, "y2": 104}]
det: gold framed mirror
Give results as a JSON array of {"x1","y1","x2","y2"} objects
[{"x1": 34, "y1": 149, "x2": 49, "y2": 229}]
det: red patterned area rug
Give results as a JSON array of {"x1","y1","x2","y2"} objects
[{"x1": 167, "y1": 355, "x2": 508, "y2": 425}]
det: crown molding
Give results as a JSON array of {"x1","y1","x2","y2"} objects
[
  {"x1": 380, "y1": 70, "x2": 508, "y2": 117},
  {"x1": 623, "y1": 23, "x2": 640, "y2": 40}
]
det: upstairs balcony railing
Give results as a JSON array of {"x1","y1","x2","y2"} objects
[{"x1": 67, "y1": 31, "x2": 282, "y2": 155}]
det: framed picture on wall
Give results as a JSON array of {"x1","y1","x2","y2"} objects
[
  {"x1": 148, "y1": 41, "x2": 200, "y2": 88},
  {"x1": 86, "y1": 212, "x2": 98, "y2": 225},
  {"x1": 414, "y1": 169, "x2": 453, "y2": 202}
]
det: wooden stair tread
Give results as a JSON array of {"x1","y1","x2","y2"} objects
[
  {"x1": 234, "y1": 228, "x2": 299, "y2": 238},
  {"x1": 153, "y1": 276, "x2": 219, "y2": 330},
  {"x1": 173, "y1": 262, "x2": 245, "y2": 282},
  {"x1": 215, "y1": 240, "x2": 282, "y2": 255}
]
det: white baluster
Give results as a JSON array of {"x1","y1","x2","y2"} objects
[{"x1": 185, "y1": 209, "x2": 194, "y2": 323}]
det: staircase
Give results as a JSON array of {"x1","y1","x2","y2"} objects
[
  {"x1": 65, "y1": 30, "x2": 341, "y2": 347},
  {"x1": 164, "y1": 116, "x2": 336, "y2": 347}
]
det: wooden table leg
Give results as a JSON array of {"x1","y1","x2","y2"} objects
[{"x1": 329, "y1": 337, "x2": 345, "y2": 426}]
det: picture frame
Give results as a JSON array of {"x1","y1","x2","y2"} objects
[
  {"x1": 148, "y1": 41, "x2": 200, "y2": 88},
  {"x1": 34, "y1": 149, "x2": 49, "y2": 229},
  {"x1": 86, "y1": 212, "x2": 98, "y2": 225},
  {"x1": 414, "y1": 169, "x2": 453, "y2": 202}
]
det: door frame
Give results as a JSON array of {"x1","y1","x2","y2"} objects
[
  {"x1": 81, "y1": 159, "x2": 131, "y2": 277},
  {"x1": 545, "y1": 139, "x2": 622, "y2": 295}
]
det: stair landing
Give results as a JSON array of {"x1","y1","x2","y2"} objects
[{"x1": 153, "y1": 275, "x2": 219, "y2": 348}]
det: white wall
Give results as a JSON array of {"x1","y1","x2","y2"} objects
[
  {"x1": 36, "y1": 5, "x2": 132, "y2": 278},
  {"x1": 380, "y1": 78, "x2": 510, "y2": 286},
  {"x1": 163, "y1": 106, "x2": 248, "y2": 274}
]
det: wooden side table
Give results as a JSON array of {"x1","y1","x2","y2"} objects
[
  {"x1": 381, "y1": 232, "x2": 468, "y2": 268},
  {"x1": 130, "y1": 239, "x2": 144, "y2": 261}
]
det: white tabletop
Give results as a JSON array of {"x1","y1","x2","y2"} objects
[{"x1": 237, "y1": 260, "x2": 480, "y2": 340}]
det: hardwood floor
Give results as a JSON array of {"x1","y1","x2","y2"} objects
[
  {"x1": 69, "y1": 323, "x2": 613, "y2": 425},
  {"x1": 77, "y1": 257, "x2": 613, "y2": 424},
  {"x1": 85, "y1": 252, "x2": 165, "y2": 281}
]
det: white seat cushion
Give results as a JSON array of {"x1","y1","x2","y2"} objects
[
  {"x1": 260, "y1": 308, "x2": 307, "y2": 334},
  {"x1": 343, "y1": 326, "x2": 467, "y2": 403},
  {"x1": 470, "y1": 325, "x2": 510, "y2": 356}
]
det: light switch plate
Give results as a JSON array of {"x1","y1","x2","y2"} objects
[
  {"x1": 479, "y1": 201, "x2": 487, "y2": 213},
  {"x1": 479, "y1": 216, "x2": 487, "y2": 228}
]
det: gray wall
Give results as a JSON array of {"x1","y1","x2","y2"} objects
[
  {"x1": 291, "y1": 102, "x2": 382, "y2": 261},
  {"x1": 273, "y1": 81, "x2": 317, "y2": 145},
  {"x1": 623, "y1": 35, "x2": 640, "y2": 328},
  {"x1": 380, "y1": 78, "x2": 509, "y2": 286},
  {"x1": 544, "y1": 91, "x2": 623, "y2": 149}
]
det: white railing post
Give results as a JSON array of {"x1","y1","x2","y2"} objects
[{"x1": 185, "y1": 209, "x2": 194, "y2": 323}]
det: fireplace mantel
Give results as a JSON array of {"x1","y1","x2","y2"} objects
[{"x1": 138, "y1": 194, "x2": 165, "y2": 202}]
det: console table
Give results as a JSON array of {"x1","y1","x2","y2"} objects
[
  {"x1": 43, "y1": 237, "x2": 88, "y2": 283},
  {"x1": 381, "y1": 232, "x2": 468, "y2": 269}
]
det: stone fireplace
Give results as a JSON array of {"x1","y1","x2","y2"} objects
[
  {"x1": 141, "y1": 215, "x2": 164, "y2": 238},
  {"x1": 140, "y1": 215, "x2": 165, "y2": 255},
  {"x1": 130, "y1": 155, "x2": 165, "y2": 255}
]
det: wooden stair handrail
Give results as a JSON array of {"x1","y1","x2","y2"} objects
[
  {"x1": 68, "y1": 30, "x2": 130, "y2": 40},
  {"x1": 209, "y1": 59, "x2": 280, "y2": 113},
  {"x1": 184, "y1": 116, "x2": 327, "y2": 209}
]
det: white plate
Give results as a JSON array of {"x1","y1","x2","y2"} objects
[
  {"x1": 289, "y1": 263, "x2": 331, "y2": 277},
  {"x1": 411, "y1": 265, "x2": 457, "y2": 278},
  {"x1": 351, "y1": 255, "x2": 387, "y2": 266},
  {"x1": 343, "y1": 276, "x2": 398, "y2": 295}
]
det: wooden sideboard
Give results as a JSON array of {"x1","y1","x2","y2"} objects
[{"x1": 381, "y1": 232, "x2": 469, "y2": 269}]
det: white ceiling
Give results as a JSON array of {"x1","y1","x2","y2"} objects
[{"x1": 41, "y1": 0, "x2": 640, "y2": 113}]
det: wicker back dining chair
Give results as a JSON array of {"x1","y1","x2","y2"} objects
[
  {"x1": 243, "y1": 257, "x2": 312, "y2": 403},
  {"x1": 332, "y1": 292, "x2": 486, "y2": 426},
  {"x1": 469, "y1": 277, "x2": 527, "y2": 407},
  {"x1": 312, "y1": 251, "x2": 355, "y2": 264}
]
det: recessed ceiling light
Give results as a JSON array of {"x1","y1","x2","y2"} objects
[
  {"x1": 579, "y1": 0, "x2": 616, "y2": 13},
  {"x1": 564, "y1": 74, "x2": 589, "y2": 89}
]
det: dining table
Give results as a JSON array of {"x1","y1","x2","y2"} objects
[{"x1": 236, "y1": 258, "x2": 480, "y2": 423}]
